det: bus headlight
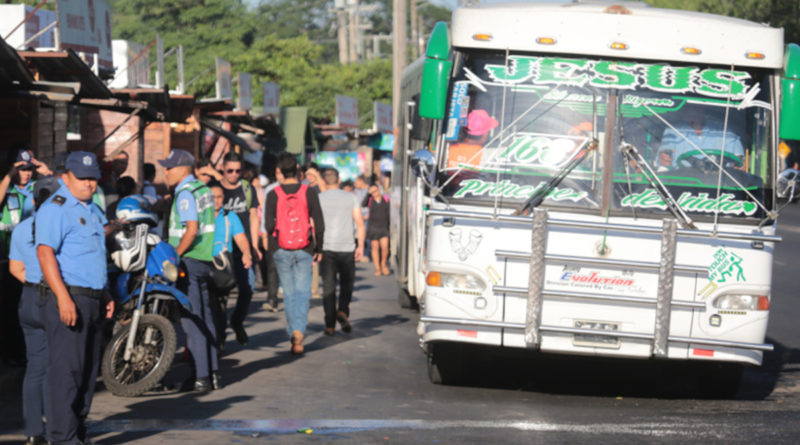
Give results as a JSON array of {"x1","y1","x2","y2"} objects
[
  {"x1": 712, "y1": 294, "x2": 769, "y2": 311},
  {"x1": 426, "y1": 271, "x2": 486, "y2": 291}
]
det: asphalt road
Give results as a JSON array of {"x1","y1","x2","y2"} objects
[{"x1": 2, "y1": 207, "x2": 800, "y2": 444}]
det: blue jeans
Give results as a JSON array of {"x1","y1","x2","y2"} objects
[{"x1": 273, "y1": 249, "x2": 313, "y2": 337}]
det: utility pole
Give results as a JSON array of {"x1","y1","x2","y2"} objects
[
  {"x1": 337, "y1": 8, "x2": 348, "y2": 64},
  {"x1": 349, "y1": 0, "x2": 359, "y2": 63},
  {"x1": 392, "y1": 0, "x2": 407, "y2": 133},
  {"x1": 410, "y1": 0, "x2": 418, "y2": 60}
]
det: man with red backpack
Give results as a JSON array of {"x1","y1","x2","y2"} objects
[{"x1": 264, "y1": 153, "x2": 325, "y2": 355}]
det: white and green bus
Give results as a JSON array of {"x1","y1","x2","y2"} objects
[{"x1": 391, "y1": 1, "x2": 800, "y2": 395}]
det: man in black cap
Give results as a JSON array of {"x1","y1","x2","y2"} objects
[{"x1": 36, "y1": 151, "x2": 114, "y2": 445}]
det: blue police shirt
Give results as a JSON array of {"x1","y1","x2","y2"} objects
[
  {"x1": 176, "y1": 175, "x2": 199, "y2": 224},
  {"x1": 9, "y1": 216, "x2": 42, "y2": 284},
  {"x1": 213, "y1": 210, "x2": 244, "y2": 257},
  {"x1": 35, "y1": 184, "x2": 108, "y2": 290}
]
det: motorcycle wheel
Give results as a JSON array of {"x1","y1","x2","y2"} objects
[{"x1": 101, "y1": 313, "x2": 177, "y2": 397}]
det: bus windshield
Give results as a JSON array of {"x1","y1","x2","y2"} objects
[{"x1": 438, "y1": 51, "x2": 774, "y2": 222}]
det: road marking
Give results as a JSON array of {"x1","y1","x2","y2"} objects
[{"x1": 85, "y1": 418, "x2": 729, "y2": 438}]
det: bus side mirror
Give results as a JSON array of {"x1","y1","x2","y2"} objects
[
  {"x1": 419, "y1": 22, "x2": 452, "y2": 120},
  {"x1": 780, "y1": 43, "x2": 800, "y2": 140},
  {"x1": 410, "y1": 149, "x2": 435, "y2": 179}
]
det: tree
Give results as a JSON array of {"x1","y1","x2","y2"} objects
[
  {"x1": 648, "y1": 0, "x2": 800, "y2": 43},
  {"x1": 110, "y1": 0, "x2": 257, "y2": 97},
  {"x1": 233, "y1": 34, "x2": 391, "y2": 123}
]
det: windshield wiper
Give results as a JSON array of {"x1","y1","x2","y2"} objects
[
  {"x1": 620, "y1": 142, "x2": 697, "y2": 229},
  {"x1": 514, "y1": 138, "x2": 598, "y2": 216}
]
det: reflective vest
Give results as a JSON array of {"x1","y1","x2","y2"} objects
[
  {"x1": 0, "y1": 183, "x2": 32, "y2": 257},
  {"x1": 168, "y1": 180, "x2": 215, "y2": 261}
]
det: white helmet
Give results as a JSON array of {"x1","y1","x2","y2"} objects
[{"x1": 110, "y1": 223, "x2": 149, "y2": 272}]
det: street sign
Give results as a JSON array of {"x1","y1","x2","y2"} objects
[
  {"x1": 56, "y1": 0, "x2": 113, "y2": 69},
  {"x1": 336, "y1": 95, "x2": 359, "y2": 128},
  {"x1": 263, "y1": 82, "x2": 280, "y2": 115},
  {"x1": 374, "y1": 100, "x2": 392, "y2": 133},
  {"x1": 237, "y1": 72, "x2": 252, "y2": 111},
  {"x1": 216, "y1": 57, "x2": 232, "y2": 100}
]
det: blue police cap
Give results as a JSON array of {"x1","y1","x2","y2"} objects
[
  {"x1": 33, "y1": 175, "x2": 61, "y2": 201},
  {"x1": 158, "y1": 149, "x2": 195, "y2": 169},
  {"x1": 65, "y1": 151, "x2": 101, "y2": 179},
  {"x1": 15, "y1": 149, "x2": 34, "y2": 168}
]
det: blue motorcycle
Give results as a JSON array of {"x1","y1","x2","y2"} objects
[{"x1": 101, "y1": 196, "x2": 190, "y2": 397}]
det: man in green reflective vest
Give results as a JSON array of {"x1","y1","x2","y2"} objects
[
  {"x1": 159, "y1": 149, "x2": 219, "y2": 392},
  {"x1": 0, "y1": 149, "x2": 51, "y2": 366}
]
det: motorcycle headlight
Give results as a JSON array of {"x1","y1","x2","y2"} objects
[
  {"x1": 426, "y1": 271, "x2": 485, "y2": 291},
  {"x1": 162, "y1": 260, "x2": 178, "y2": 282},
  {"x1": 713, "y1": 294, "x2": 769, "y2": 311}
]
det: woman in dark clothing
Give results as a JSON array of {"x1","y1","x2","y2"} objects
[{"x1": 362, "y1": 184, "x2": 390, "y2": 275}]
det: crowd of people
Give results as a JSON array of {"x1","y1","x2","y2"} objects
[{"x1": 0, "y1": 146, "x2": 391, "y2": 445}]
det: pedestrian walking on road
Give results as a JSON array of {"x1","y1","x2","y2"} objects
[
  {"x1": 160, "y1": 149, "x2": 220, "y2": 392},
  {"x1": 264, "y1": 153, "x2": 325, "y2": 355},
  {"x1": 259, "y1": 164, "x2": 281, "y2": 312},
  {"x1": 208, "y1": 180, "x2": 252, "y2": 350},
  {"x1": 362, "y1": 183, "x2": 391, "y2": 276},
  {"x1": 8, "y1": 175, "x2": 60, "y2": 445},
  {"x1": 220, "y1": 152, "x2": 261, "y2": 346},
  {"x1": 35, "y1": 152, "x2": 115, "y2": 445},
  {"x1": 318, "y1": 169, "x2": 365, "y2": 336}
]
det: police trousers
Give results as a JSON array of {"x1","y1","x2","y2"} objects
[
  {"x1": 19, "y1": 285, "x2": 49, "y2": 438},
  {"x1": 179, "y1": 258, "x2": 218, "y2": 379},
  {"x1": 41, "y1": 290, "x2": 102, "y2": 445}
]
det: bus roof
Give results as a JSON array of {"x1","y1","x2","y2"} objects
[{"x1": 451, "y1": 1, "x2": 784, "y2": 69}]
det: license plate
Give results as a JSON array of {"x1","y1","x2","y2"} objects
[{"x1": 572, "y1": 320, "x2": 621, "y2": 349}]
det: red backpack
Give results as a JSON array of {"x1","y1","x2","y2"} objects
[{"x1": 274, "y1": 184, "x2": 311, "y2": 250}]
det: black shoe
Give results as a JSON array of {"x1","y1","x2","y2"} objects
[
  {"x1": 211, "y1": 371, "x2": 222, "y2": 390},
  {"x1": 26, "y1": 435, "x2": 47, "y2": 445},
  {"x1": 194, "y1": 377, "x2": 212, "y2": 392},
  {"x1": 336, "y1": 312, "x2": 352, "y2": 333},
  {"x1": 232, "y1": 323, "x2": 249, "y2": 346}
]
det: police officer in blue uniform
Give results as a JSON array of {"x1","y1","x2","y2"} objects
[
  {"x1": 8, "y1": 176, "x2": 61, "y2": 445},
  {"x1": 36, "y1": 152, "x2": 114, "y2": 445}
]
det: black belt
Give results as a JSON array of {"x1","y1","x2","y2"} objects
[{"x1": 42, "y1": 284, "x2": 104, "y2": 299}]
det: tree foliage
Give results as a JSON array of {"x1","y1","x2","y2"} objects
[{"x1": 649, "y1": 0, "x2": 800, "y2": 43}]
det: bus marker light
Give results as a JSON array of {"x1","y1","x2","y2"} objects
[
  {"x1": 536, "y1": 37, "x2": 556, "y2": 45},
  {"x1": 610, "y1": 42, "x2": 628, "y2": 50},
  {"x1": 693, "y1": 348, "x2": 714, "y2": 357},
  {"x1": 758, "y1": 295, "x2": 770, "y2": 311},
  {"x1": 457, "y1": 329, "x2": 478, "y2": 338},
  {"x1": 709, "y1": 314, "x2": 722, "y2": 327},
  {"x1": 681, "y1": 47, "x2": 701, "y2": 55},
  {"x1": 472, "y1": 33, "x2": 493, "y2": 42},
  {"x1": 426, "y1": 272, "x2": 442, "y2": 287},
  {"x1": 745, "y1": 52, "x2": 765, "y2": 60}
]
